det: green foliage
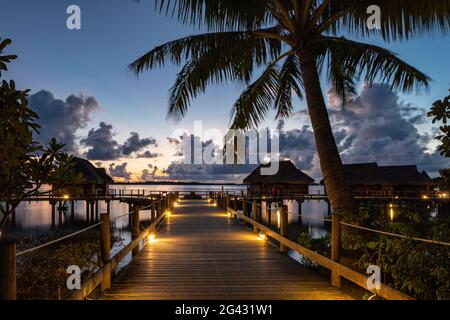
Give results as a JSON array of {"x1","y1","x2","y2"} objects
[
  {"x1": 428, "y1": 88, "x2": 450, "y2": 157},
  {"x1": 342, "y1": 209, "x2": 450, "y2": 300},
  {"x1": 0, "y1": 38, "x2": 17, "y2": 75},
  {"x1": 438, "y1": 168, "x2": 450, "y2": 191},
  {"x1": 0, "y1": 38, "x2": 83, "y2": 233},
  {"x1": 13, "y1": 230, "x2": 123, "y2": 299},
  {"x1": 298, "y1": 231, "x2": 330, "y2": 269}
]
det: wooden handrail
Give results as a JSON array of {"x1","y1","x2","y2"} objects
[
  {"x1": 227, "y1": 207, "x2": 414, "y2": 300},
  {"x1": 68, "y1": 212, "x2": 167, "y2": 300}
]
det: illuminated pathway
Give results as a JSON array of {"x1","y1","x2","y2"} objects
[{"x1": 100, "y1": 200, "x2": 352, "y2": 300}]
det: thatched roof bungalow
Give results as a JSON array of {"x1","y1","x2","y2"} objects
[
  {"x1": 53, "y1": 157, "x2": 114, "y2": 197},
  {"x1": 243, "y1": 161, "x2": 314, "y2": 197},
  {"x1": 321, "y1": 163, "x2": 436, "y2": 197}
]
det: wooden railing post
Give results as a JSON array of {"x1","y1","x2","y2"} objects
[
  {"x1": 131, "y1": 205, "x2": 140, "y2": 256},
  {"x1": 100, "y1": 213, "x2": 111, "y2": 291},
  {"x1": 242, "y1": 198, "x2": 247, "y2": 216},
  {"x1": 0, "y1": 240, "x2": 16, "y2": 300},
  {"x1": 331, "y1": 213, "x2": 341, "y2": 288},
  {"x1": 280, "y1": 205, "x2": 288, "y2": 253}
]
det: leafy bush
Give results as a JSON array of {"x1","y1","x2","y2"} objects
[{"x1": 342, "y1": 209, "x2": 450, "y2": 300}]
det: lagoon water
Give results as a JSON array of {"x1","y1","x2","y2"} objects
[
  {"x1": 4, "y1": 184, "x2": 329, "y2": 236},
  {"x1": 3, "y1": 184, "x2": 330, "y2": 275}
]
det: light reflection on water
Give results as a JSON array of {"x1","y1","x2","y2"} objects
[
  {"x1": 4, "y1": 184, "x2": 330, "y2": 271},
  {"x1": 4, "y1": 185, "x2": 330, "y2": 239}
]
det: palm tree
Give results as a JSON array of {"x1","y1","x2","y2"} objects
[{"x1": 130, "y1": 0, "x2": 449, "y2": 217}]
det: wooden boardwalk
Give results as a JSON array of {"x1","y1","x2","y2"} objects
[{"x1": 100, "y1": 200, "x2": 351, "y2": 300}]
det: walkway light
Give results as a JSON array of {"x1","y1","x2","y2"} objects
[
  {"x1": 277, "y1": 209, "x2": 280, "y2": 228},
  {"x1": 421, "y1": 195, "x2": 428, "y2": 200},
  {"x1": 147, "y1": 233, "x2": 156, "y2": 243},
  {"x1": 63, "y1": 194, "x2": 69, "y2": 200},
  {"x1": 258, "y1": 232, "x2": 267, "y2": 240}
]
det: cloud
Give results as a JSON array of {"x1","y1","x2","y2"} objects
[
  {"x1": 277, "y1": 120, "x2": 317, "y2": 171},
  {"x1": 140, "y1": 164, "x2": 159, "y2": 181},
  {"x1": 163, "y1": 134, "x2": 257, "y2": 181},
  {"x1": 109, "y1": 162, "x2": 131, "y2": 180},
  {"x1": 163, "y1": 163, "x2": 257, "y2": 182},
  {"x1": 28, "y1": 90, "x2": 99, "y2": 153},
  {"x1": 328, "y1": 84, "x2": 447, "y2": 174},
  {"x1": 136, "y1": 151, "x2": 161, "y2": 158},
  {"x1": 80, "y1": 122, "x2": 158, "y2": 160},
  {"x1": 81, "y1": 122, "x2": 122, "y2": 160},
  {"x1": 284, "y1": 84, "x2": 448, "y2": 178},
  {"x1": 122, "y1": 132, "x2": 157, "y2": 156}
]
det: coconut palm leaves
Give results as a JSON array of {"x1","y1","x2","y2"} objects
[
  {"x1": 131, "y1": 0, "x2": 448, "y2": 128},
  {"x1": 131, "y1": 0, "x2": 449, "y2": 214}
]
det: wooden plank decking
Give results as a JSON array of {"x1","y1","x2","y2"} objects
[{"x1": 100, "y1": 200, "x2": 352, "y2": 300}]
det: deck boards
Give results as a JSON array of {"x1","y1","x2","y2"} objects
[{"x1": 100, "y1": 200, "x2": 352, "y2": 300}]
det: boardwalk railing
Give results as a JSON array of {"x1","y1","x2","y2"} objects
[
  {"x1": 0, "y1": 192, "x2": 177, "y2": 300},
  {"x1": 215, "y1": 193, "x2": 414, "y2": 300}
]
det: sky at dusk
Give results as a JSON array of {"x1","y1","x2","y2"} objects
[{"x1": 1, "y1": 0, "x2": 449, "y2": 182}]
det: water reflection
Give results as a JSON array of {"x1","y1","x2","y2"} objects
[{"x1": 2, "y1": 184, "x2": 247, "y2": 234}]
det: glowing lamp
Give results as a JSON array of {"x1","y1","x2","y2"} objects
[
  {"x1": 276, "y1": 210, "x2": 280, "y2": 228},
  {"x1": 389, "y1": 208, "x2": 394, "y2": 221},
  {"x1": 258, "y1": 232, "x2": 267, "y2": 240},
  {"x1": 421, "y1": 195, "x2": 428, "y2": 200},
  {"x1": 63, "y1": 195, "x2": 69, "y2": 200},
  {"x1": 147, "y1": 233, "x2": 156, "y2": 242}
]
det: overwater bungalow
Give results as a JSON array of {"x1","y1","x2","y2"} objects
[
  {"x1": 243, "y1": 160, "x2": 314, "y2": 197},
  {"x1": 325, "y1": 162, "x2": 436, "y2": 198},
  {"x1": 52, "y1": 157, "x2": 114, "y2": 197}
]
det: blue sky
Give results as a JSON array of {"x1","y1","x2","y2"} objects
[{"x1": 1, "y1": 0, "x2": 449, "y2": 180}]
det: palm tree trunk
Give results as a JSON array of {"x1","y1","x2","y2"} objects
[{"x1": 298, "y1": 50, "x2": 357, "y2": 216}]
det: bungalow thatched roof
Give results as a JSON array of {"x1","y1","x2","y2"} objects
[
  {"x1": 72, "y1": 157, "x2": 114, "y2": 184},
  {"x1": 321, "y1": 162, "x2": 435, "y2": 186},
  {"x1": 243, "y1": 161, "x2": 314, "y2": 185}
]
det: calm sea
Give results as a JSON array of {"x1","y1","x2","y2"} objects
[{"x1": 3, "y1": 184, "x2": 329, "y2": 237}]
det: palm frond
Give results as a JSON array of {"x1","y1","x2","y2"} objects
[
  {"x1": 274, "y1": 54, "x2": 304, "y2": 119},
  {"x1": 321, "y1": 0, "x2": 450, "y2": 41},
  {"x1": 129, "y1": 30, "x2": 281, "y2": 75},
  {"x1": 230, "y1": 51, "x2": 303, "y2": 129},
  {"x1": 229, "y1": 62, "x2": 281, "y2": 130},
  {"x1": 167, "y1": 38, "x2": 282, "y2": 119},
  {"x1": 155, "y1": 0, "x2": 273, "y2": 31},
  {"x1": 315, "y1": 36, "x2": 431, "y2": 100}
]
